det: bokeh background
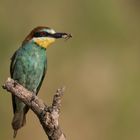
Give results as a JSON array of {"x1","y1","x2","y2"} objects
[{"x1": 0, "y1": 0, "x2": 140, "y2": 140}]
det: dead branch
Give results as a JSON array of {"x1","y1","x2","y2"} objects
[{"x1": 2, "y1": 77, "x2": 66, "y2": 140}]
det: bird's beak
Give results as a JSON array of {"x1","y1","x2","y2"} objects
[{"x1": 52, "y1": 32, "x2": 72, "y2": 40}]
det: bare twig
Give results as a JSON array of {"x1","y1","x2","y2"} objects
[{"x1": 2, "y1": 77, "x2": 66, "y2": 140}]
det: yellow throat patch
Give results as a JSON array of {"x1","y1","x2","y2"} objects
[{"x1": 33, "y1": 37, "x2": 56, "y2": 49}]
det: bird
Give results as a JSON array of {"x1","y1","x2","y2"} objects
[{"x1": 10, "y1": 26, "x2": 72, "y2": 138}]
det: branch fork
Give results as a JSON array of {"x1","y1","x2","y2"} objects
[{"x1": 3, "y1": 77, "x2": 66, "y2": 140}]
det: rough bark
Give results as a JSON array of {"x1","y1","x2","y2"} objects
[{"x1": 2, "y1": 77, "x2": 66, "y2": 140}]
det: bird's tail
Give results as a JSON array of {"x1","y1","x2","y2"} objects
[{"x1": 12, "y1": 112, "x2": 26, "y2": 138}]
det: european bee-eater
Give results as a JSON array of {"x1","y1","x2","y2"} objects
[{"x1": 10, "y1": 26, "x2": 71, "y2": 137}]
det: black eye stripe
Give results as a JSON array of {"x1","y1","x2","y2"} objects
[{"x1": 33, "y1": 32, "x2": 50, "y2": 37}]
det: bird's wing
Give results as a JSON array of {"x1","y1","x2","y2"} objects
[
  {"x1": 10, "y1": 50, "x2": 17, "y2": 77},
  {"x1": 24, "y1": 58, "x2": 47, "y2": 114},
  {"x1": 10, "y1": 50, "x2": 18, "y2": 113},
  {"x1": 36, "y1": 59, "x2": 47, "y2": 94}
]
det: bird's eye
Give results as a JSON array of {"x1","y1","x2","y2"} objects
[
  {"x1": 40, "y1": 32, "x2": 46, "y2": 36},
  {"x1": 34, "y1": 32, "x2": 47, "y2": 37}
]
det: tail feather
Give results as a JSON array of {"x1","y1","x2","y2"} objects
[
  {"x1": 12, "y1": 112, "x2": 26, "y2": 138},
  {"x1": 13, "y1": 130, "x2": 17, "y2": 138}
]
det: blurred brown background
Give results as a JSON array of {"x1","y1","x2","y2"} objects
[{"x1": 0, "y1": 0, "x2": 140, "y2": 140}]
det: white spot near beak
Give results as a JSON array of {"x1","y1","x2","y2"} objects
[{"x1": 46, "y1": 29, "x2": 56, "y2": 34}]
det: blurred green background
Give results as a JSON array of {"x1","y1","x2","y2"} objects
[{"x1": 0, "y1": 0, "x2": 140, "y2": 140}]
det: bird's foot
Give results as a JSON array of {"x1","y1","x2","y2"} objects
[
  {"x1": 30, "y1": 94, "x2": 36, "y2": 102},
  {"x1": 13, "y1": 80, "x2": 18, "y2": 87}
]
